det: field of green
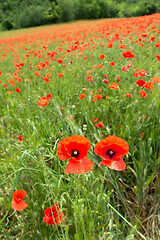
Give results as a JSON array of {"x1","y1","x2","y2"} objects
[{"x1": 0, "y1": 14, "x2": 160, "y2": 240}]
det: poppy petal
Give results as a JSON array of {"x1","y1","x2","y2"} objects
[
  {"x1": 99, "y1": 157, "x2": 126, "y2": 171},
  {"x1": 43, "y1": 204, "x2": 65, "y2": 225},
  {"x1": 54, "y1": 211, "x2": 65, "y2": 225},
  {"x1": 43, "y1": 215, "x2": 54, "y2": 225},
  {"x1": 12, "y1": 189, "x2": 27, "y2": 199},
  {"x1": 94, "y1": 135, "x2": 129, "y2": 157},
  {"x1": 57, "y1": 135, "x2": 91, "y2": 160},
  {"x1": 57, "y1": 138, "x2": 71, "y2": 160},
  {"x1": 11, "y1": 200, "x2": 28, "y2": 211},
  {"x1": 65, "y1": 157, "x2": 94, "y2": 174}
]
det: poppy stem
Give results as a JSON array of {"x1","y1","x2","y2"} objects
[
  {"x1": 108, "y1": 203, "x2": 150, "y2": 240},
  {"x1": 6, "y1": 210, "x2": 16, "y2": 224}
]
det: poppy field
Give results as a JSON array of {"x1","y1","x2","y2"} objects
[{"x1": 0, "y1": 14, "x2": 160, "y2": 240}]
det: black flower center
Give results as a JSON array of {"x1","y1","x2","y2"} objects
[
  {"x1": 106, "y1": 149, "x2": 116, "y2": 159},
  {"x1": 71, "y1": 149, "x2": 80, "y2": 158}
]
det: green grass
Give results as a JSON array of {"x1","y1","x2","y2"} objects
[{"x1": 0, "y1": 16, "x2": 160, "y2": 240}]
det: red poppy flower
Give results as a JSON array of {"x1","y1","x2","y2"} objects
[
  {"x1": 139, "y1": 132, "x2": 145, "y2": 139},
  {"x1": 136, "y1": 79, "x2": 146, "y2": 87},
  {"x1": 94, "y1": 135, "x2": 129, "y2": 171},
  {"x1": 127, "y1": 63, "x2": 133, "y2": 68},
  {"x1": 18, "y1": 135, "x2": 24, "y2": 142},
  {"x1": 57, "y1": 135, "x2": 94, "y2": 174},
  {"x1": 153, "y1": 77, "x2": 160, "y2": 83},
  {"x1": 108, "y1": 82, "x2": 119, "y2": 90},
  {"x1": 117, "y1": 75, "x2": 120, "y2": 82},
  {"x1": 122, "y1": 50, "x2": 135, "y2": 58},
  {"x1": 121, "y1": 66, "x2": 128, "y2": 72},
  {"x1": 155, "y1": 41, "x2": 160, "y2": 48},
  {"x1": 104, "y1": 79, "x2": 109, "y2": 84},
  {"x1": 15, "y1": 88, "x2": 20, "y2": 93},
  {"x1": 86, "y1": 76, "x2": 93, "y2": 82},
  {"x1": 58, "y1": 73, "x2": 64, "y2": 78},
  {"x1": 79, "y1": 93, "x2": 86, "y2": 100},
  {"x1": 82, "y1": 56, "x2": 87, "y2": 60},
  {"x1": 93, "y1": 94, "x2": 103, "y2": 100},
  {"x1": 95, "y1": 121, "x2": 104, "y2": 128},
  {"x1": 43, "y1": 204, "x2": 65, "y2": 225},
  {"x1": 47, "y1": 94, "x2": 52, "y2": 99},
  {"x1": 126, "y1": 93, "x2": 132, "y2": 98},
  {"x1": 97, "y1": 64, "x2": 103, "y2": 69},
  {"x1": 38, "y1": 97, "x2": 49, "y2": 107},
  {"x1": 139, "y1": 90, "x2": 147, "y2": 98},
  {"x1": 119, "y1": 44, "x2": 126, "y2": 49},
  {"x1": 107, "y1": 42, "x2": 113, "y2": 48},
  {"x1": 11, "y1": 190, "x2": 28, "y2": 211},
  {"x1": 99, "y1": 54, "x2": 106, "y2": 59},
  {"x1": 156, "y1": 55, "x2": 160, "y2": 61},
  {"x1": 138, "y1": 69, "x2": 147, "y2": 77},
  {"x1": 91, "y1": 116, "x2": 98, "y2": 122},
  {"x1": 109, "y1": 61, "x2": 116, "y2": 66},
  {"x1": 143, "y1": 82, "x2": 154, "y2": 90}
]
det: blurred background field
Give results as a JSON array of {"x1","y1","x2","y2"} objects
[{"x1": 0, "y1": 10, "x2": 160, "y2": 240}]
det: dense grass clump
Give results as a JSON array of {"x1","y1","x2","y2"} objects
[{"x1": 0, "y1": 14, "x2": 160, "y2": 240}]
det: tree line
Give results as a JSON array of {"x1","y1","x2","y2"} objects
[{"x1": 0, "y1": 0, "x2": 159, "y2": 31}]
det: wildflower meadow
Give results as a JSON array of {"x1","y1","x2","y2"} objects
[{"x1": 0, "y1": 13, "x2": 160, "y2": 240}]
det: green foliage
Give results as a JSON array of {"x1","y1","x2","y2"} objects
[
  {"x1": 2, "y1": 18, "x2": 15, "y2": 30},
  {"x1": 56, "y1": 0, "x2": 76, "y2": 22},
  {"x1": 19, "y1": 6, "x2": 45, "y2": 28},
  {"x1": 0, "y1": 0, "x2": 159, "y2": 30},
  {"x1": 43, "y1": 2, "x2": 62, "y2": 24},
  {"x1": 136, "y1": 1, "x2": 158, "y2": 16}
]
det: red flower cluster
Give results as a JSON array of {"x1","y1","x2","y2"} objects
[
  {"x1": 57, "y1": 135, "x2": 129, "y2": 172},
  {"x1": 11, "y1": 190, "x2": 65, "y2": 226}
]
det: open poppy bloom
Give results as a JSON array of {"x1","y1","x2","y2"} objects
[
  {"x1": 11, "y1": 190, "x2": 28, "y2": 211},
  {"x1": 94, "y1": 135, "x2": 129, "y2": 171},
  {"x1": 57, "y1": 135, "x2": 94, "y2": 174},
  {"x1": 135, "y1": 79, "x2": 146, "y2": 87},
  {"x1": 38, "y1": 97, "x2": 49, "y2": 107},
  {"x1": 43, "y1": 204, "x2": 65, "y2": 225},
  {"x1": 99, "y1": 54, "x2": 106, "y2": 59},
  {"x1": 122, "y1": 50, "x2": 135, "y2": 58}
]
